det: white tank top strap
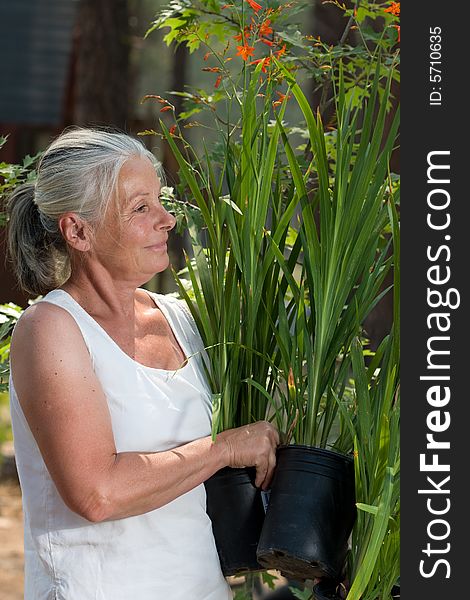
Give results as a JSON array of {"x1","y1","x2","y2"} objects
[{"x1": 145, "y1": 291, "x2": 210, "y2": 373}]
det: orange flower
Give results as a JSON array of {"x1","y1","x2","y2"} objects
[
  {"x1": 203, "y1": 52, "x2": 211, "y2": 61},
  {"x1": 273, "y1": 90, "x2": 291, "y2": 107},
  {"x1": 260, "y1": 38, "x2": 274, "y2": 46},
  {"x1": 141, "y1": 94, "x2": 167, "y2": 104},
  {"x1": 393, "y1": 24, "x2": 400, "y2": 42},
  {"x1": 275, "y1": 43, "x2": 287, "y2": 58},
  {"x1": 234, "y1": 25, "x2": 252, "y2": 43},
  {"x1": 384, "y1": 2, "x2": 400, "y2": 17},
  {"x1": 202, "y1": 67, "x2": 222, "y2": 72},
  {"x1": 214, "y1": 75, "x2": 223, "y2": 88},
  {"x1": 169, "y1": 125, "x2": 177, "y2": 136},
  {"x1": 249, "y1": 56, "x2": 271, "y2": 73},
  {"x1": 236, "y1": 43, "x2": 255, "y2": 61},
  {"x1": 160, "y1": 106, "x2": 173, "y2": 112},
  {"x1": 247, "y1": 0, "x2": 262, "y2": 12},
  {"x1": 276, "y1": 91, "x2": 287, "y2": 99},
  {"x1": 259, "y1": 19, "x2": 273, "y2": 38}
]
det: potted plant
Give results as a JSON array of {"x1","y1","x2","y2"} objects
[
  {"x1": 148, "y1": 0, "x2": 399, "y2": 583},
  {"x1": 255, "y1": 60, "x2": 400, "y2": 584},
  {"x1": 146, "y1": 3, "x2": 321, "y2": 581}
]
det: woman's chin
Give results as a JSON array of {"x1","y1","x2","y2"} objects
[{"x1": 143, "y1": 256, "x2": 170, "y2": 278}]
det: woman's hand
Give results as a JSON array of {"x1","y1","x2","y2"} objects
[{"x1": 217, "y1": 422, "x2": 280, "y2": 490}]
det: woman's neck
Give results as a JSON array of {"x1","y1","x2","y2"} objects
[{"x1": 60, "y1": 268, "x2": 145, "y2": 321}]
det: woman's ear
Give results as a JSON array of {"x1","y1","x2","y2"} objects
[{"x1": 58, "y1": 213, "x2": 92, "y2": 252}]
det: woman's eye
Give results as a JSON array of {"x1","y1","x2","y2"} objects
[{"x1": 135, "y1": 204, "x2": 148, "y2": 213}]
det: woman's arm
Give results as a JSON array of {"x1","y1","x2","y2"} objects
[{"x1": 10, "y1": 302, "x2": 278, "y2": 523}]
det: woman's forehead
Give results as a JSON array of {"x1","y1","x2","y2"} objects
[
  {"x1": 119, "y1": 155, "x2": 160, "y2": 180},
  {"x1": 118, "y1": 157, "x2": 161, "y2": 200}
]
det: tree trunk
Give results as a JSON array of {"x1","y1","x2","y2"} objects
[
  {"x1": 74, "y1": 0, "x2": 130, "y2": 129},
  {"x1": 308, "y1": 0, "x2": 356, "y2": 122}
]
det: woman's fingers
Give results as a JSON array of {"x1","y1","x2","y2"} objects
[
  {"x1": 257, "y1": 447, "x2": 277, "y2": 490},
  {"x1": 273, "y1": 427, "x2": 281, "y2": 447},
  {"x1": 253, "y1": 423, "x2": 278, "y2": 489},
  {"x1": 255, "y1": 464, "x2": 267, "y2": 489},
  {"x1": 219, "y1": 420, "x2": 280, "y2": 487}
]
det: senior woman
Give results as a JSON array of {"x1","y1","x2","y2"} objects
[{"x1": 6, "y1": 128, "x2": 279, "y2": 600}]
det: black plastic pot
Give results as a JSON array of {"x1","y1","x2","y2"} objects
[
  {"x1": 204, "y1": 466, "x2": 266, "y2": 576},
  {"x1": 313, "y1": 578, "x2": 345, "y2": 600},
  {"x1": 256, "y1": 445, "x2": 356, "y2": 581}
]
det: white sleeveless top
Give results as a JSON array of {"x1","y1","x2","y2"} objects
[{"x1": 9, "y1": 289, "x2": 232, "y2": 600}]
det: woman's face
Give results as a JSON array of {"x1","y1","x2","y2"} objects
[{"x1": 91, "y1": 156, "x2": 176, "y2": 283}]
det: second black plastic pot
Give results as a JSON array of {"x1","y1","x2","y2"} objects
[
  {"x1": 313, "y1": 578, "x2": 345, "y2": 600},
  {"x1": 204, "y1": 466, "x2": 265, "y2": 576},
  {"x1": 256, "y1": 445, "x2": 356, "y2": 581}
]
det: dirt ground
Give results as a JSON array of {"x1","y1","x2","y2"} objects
[{"x1": 0, "y1": 480, "x2": 24, "y2": 600}]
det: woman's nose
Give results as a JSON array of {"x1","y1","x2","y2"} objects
[{"x1": 155, "y1": 204, "x2": 176, "y2": 231}]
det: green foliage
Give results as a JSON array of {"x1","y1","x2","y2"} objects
[
  {"x1": 289, "y1": 587, "x2": 313, "y2": 600},
  {"x1": 146, "y1": 0, "x2": 234, "y2": 51},
  {"x1": 0, "y1": 136, "x2": 40, "y2": 226},
  {"x1": 0, "y1": 391, "x2": 12, "y2": 451},
  {"x1": 159, "y1": 52, "x2": 399, "y2": 450},
  {"x1": 147, "y1": 4, "x2": 400, "y2": 592},
  {"x1": 162, "y1": 67, "x2": 298, "y2": 437},
  {"x1": 146, "y1": 0, "x2": 400, "y2": 128},
  {"x1": 145, "y1": 0, "x2": 305, "y2": 128},
  {"x1": 269, "y1": 59, "x2": 399, "y2": 447},
  {"x1": 231, "y1": 573, "x2": 276, "y2": 599},
  {"x1": 335, "y1": 197, "x2": 400, "y2": 600},
  {"x1": 0, "y1": 303, "x2": 24, "y2": 393},
  {"x1": 293, "y1": 0, "x2": 400, "y2": 104},
  {"x1": 171, "y1": 89, "x2": 228, "y2": 121},
  {"x1": 260, "y1": 570, "x2": 278, "y2": 590},
  {"x1": 147, "y1": 0, "x2": 305, "y2": 52}
]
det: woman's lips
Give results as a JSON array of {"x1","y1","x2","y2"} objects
[{"x1": 147, "y1": 242, "x2": 167, "y2": 251}]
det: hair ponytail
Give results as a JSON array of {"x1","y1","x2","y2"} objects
[{"x1": 6, "y1": 183, "x2": 69, "y2": 296}]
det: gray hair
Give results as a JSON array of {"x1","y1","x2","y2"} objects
[{"x1": 6, "y1": 127, "x2": 162, "y2": 296}]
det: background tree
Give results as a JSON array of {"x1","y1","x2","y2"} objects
[{"x1": 74, "y1": 0, "x2": 131, "y2": 128}]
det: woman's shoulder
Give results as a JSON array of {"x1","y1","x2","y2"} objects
[
  {"x1": 15, "y1": 296, "x2": 74, "y2": 328},
  {"x1": 11, "y1": 295, "x2": 84, "y2": 354}
]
